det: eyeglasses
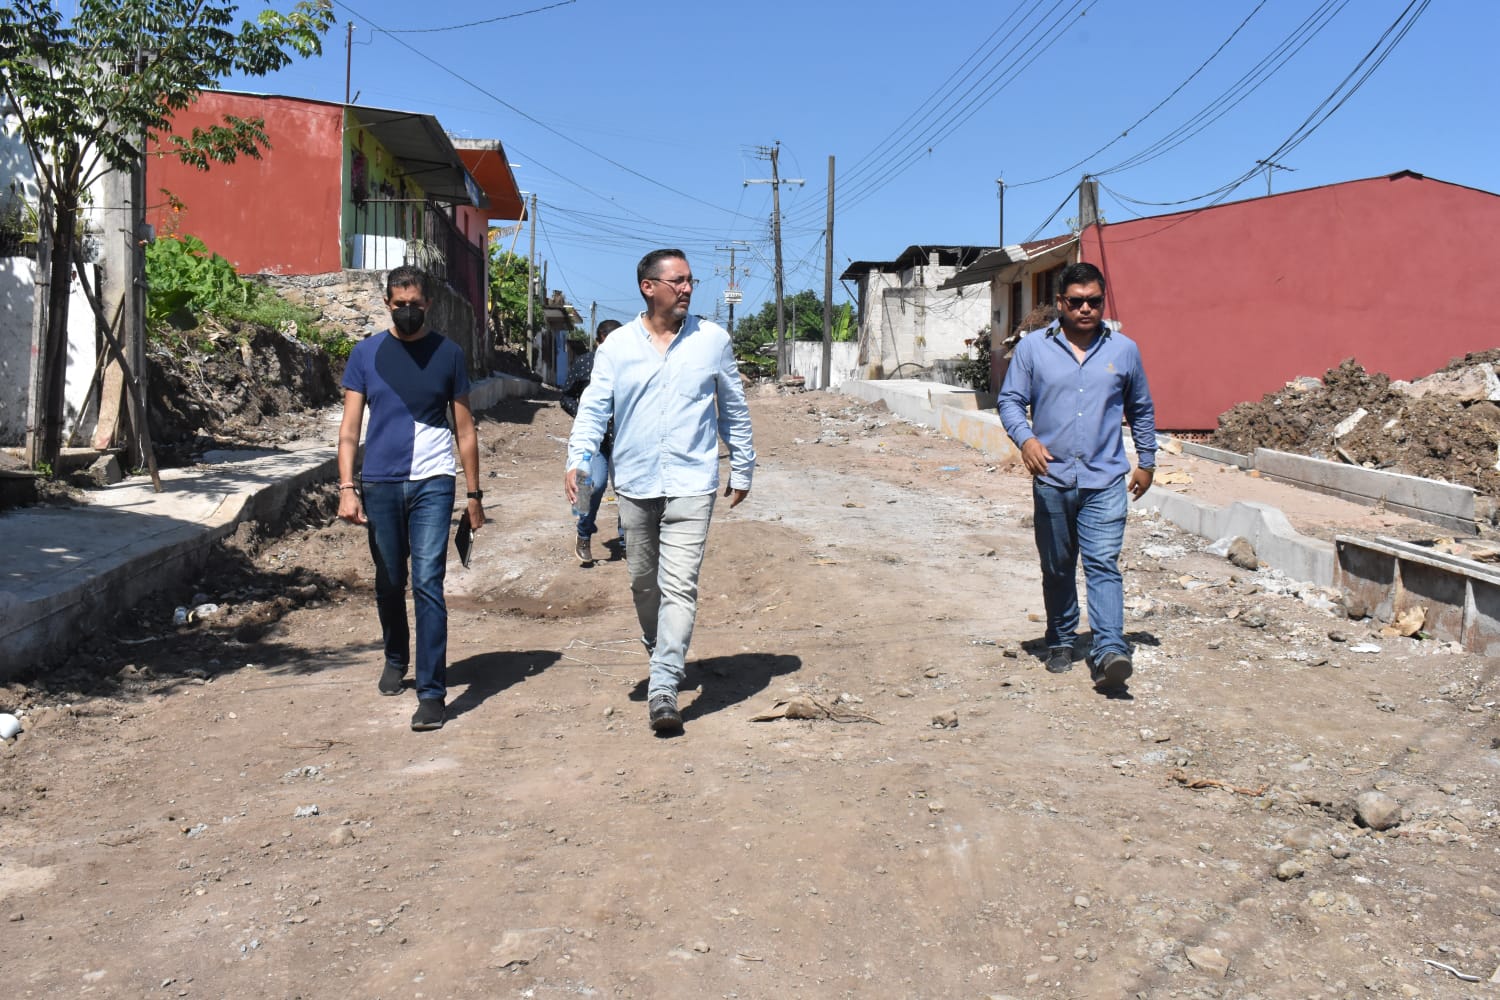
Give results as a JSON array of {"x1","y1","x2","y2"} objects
[
  {"x1": 1062, "y1": 295, "x2": 1104, "y2": 310},
  {"x1": 649, "y1": 275, "x2": 700, "y2": 289}
]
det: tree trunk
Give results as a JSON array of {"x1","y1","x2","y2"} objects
[{"x1": 40, "y1": 199, "x2": 77, "y2": 471}]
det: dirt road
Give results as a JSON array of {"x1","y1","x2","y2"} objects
[{"x1": 3, "y1": 389, "x2": 1497, "y2": 998}]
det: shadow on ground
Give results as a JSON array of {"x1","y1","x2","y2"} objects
[{"x1": 628, "y1": 652, "x2": 802, "y2": 724}]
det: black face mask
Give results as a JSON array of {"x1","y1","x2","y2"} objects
[{"x1": 391, "y1": 304, "x2": 425, "y2": 336}]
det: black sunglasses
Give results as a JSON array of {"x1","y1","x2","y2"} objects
[{"x1": 1062, "y1": 295, "x2": 1104, "y2": 310}]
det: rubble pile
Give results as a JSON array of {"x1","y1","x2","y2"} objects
[
  {"x1": 146, "y1": 321, "x2": 343, "y2": 466},
  {"x1": 1213, "y1": 351, "x2": 1500, "y2": 498}
]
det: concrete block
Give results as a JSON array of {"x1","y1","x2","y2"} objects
[
  {"x1": 1332, "y1": 535, "x2": 1500, "y2": 653},
  {"x1": 1335, "y1": 537, "x2": 1397, "y2": 623},
  {"x1": 936, "y1": 407, "x2": 1019, "y2": 464},
  {"x1": 1468, "y1": 576, "x2": 1500, "y2": 656},
  {"x1": 1146, "y1": 490, "x2": 1335, "y2": 585},
  {"x1": 1178, "y1": 440, "x2": 1251, "y2": 468},
  {"x1": 1254, "y1": 448, "x2": 1476, "y2": 534}
]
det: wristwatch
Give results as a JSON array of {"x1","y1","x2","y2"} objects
[{"x1": 466, "y1": 490, "x2": 484, "y2": 500}]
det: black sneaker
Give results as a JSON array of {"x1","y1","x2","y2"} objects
[
  {"x1": 411, "y1": 698, "x2": 445, "y2": 731},
  {"x1": 648, "y1": 693, "x2": 682, "y2": 732},
  {"x1": 1090, "y1": 652, "x2": 1133, "y2": 691},
  {"x1": 1044, "y1": 646, "x2": 1073, "y2": 674},
  {"x1": 379, "y1": 663, "x2": 406, "y2": 696}
]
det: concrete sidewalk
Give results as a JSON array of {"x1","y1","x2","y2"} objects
[{"x1": 0, "y1": 374, "x2": 538, "y2": 677}]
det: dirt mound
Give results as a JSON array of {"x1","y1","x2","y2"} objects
[
  {"x1": 146, "y1": 322, "x2": 342, "y2": 465},
  {"x1": 1213, "y1": 356, "x2": 1500, "y2": 498}
]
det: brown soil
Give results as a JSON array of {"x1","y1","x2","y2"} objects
[
  {"x1": 3, "y1": 386, "x2": 1498, "y2": 998},
  {"x1": 1213, "y1": 356, "x2": 1500, "y2": 499},
  {"x1": 145, "y1": 322, "x2": 345, "y2": 467}
]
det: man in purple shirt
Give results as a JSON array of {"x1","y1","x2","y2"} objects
[{"x1": 998, "y1": 262, "x2": 1156, "y2": 692}]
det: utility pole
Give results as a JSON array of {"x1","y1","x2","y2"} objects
[
  {"x1": 996, "y1": 177, "x2": 1005, "y2": 246},
  {"x1": 746, "y1": 141, "x2": 803, "y2": 378},
  {"x1": 525, "y1": 193, "x2": 537, "y2": 370},
  {"x1": 1078, "y1": 175, "x2": 1100, "y2": 230},
  {"x1": 1255, "y1": 159, "x2": 1295, "y2": 196},
  {"x1": 344, "y1": 21, "x2": 355, "y2": 103},
  {"x1": 714, "y1": 242, "x2": 749, "y2": 336},
  {"x1": 821, "y1": 155, "x2": 834, "y2": 390},
  {"x1": 589, "y1": 300, "x2": 596, "y2": 343}
]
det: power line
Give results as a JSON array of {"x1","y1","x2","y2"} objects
[
  {"x1": 1095, "y1": 0, "x2": 1432, "y2": 212},
  {"x1": 334, "y1": 0, "x2": 759, "y2": 223},
  {"x1": 374, "y1": 0, "x2": 576, "y2": 34},
  {"x1": 1008, "y1": 0, "x2": 1271, "y2": 189}
]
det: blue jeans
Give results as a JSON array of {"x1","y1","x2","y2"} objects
[
  {"x1": 618, "y1": 492, "x2": 716, "y2": 698},
  {"x1": 575, "y1": 458, "x2": 609, "y2": 539},
  {"x1": 361, "y1": 476, "x2": 455, "y2": 702},
  {"x1": 1032, "y1": 477, "x2": 1128, "y2": 660}
]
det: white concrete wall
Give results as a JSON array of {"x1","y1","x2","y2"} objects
[
  {"x1": 785, "y1": 340, "x2": 858, "y2": 388},
  {"x1": 855, "y1": 262, "x2": 990, "y2": 378},
  {"x1": 0, "y1": 256, "x2": 95, "y2": 447}
]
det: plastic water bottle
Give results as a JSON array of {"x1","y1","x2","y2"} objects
[{"x1": 571, "y1": 451, "x2": 594, "y2": 518}]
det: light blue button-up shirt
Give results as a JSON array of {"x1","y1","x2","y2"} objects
[
  {"x1": 998, "y1": 321, "x2": 1157, "y2": 490},
  {"x1": 567, "y1": 314, "x2": 755, "y2": 498}
]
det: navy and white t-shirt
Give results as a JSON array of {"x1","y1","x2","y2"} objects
[{"x1": 342, "y1": 330, "x2": 471, "y2": 482}]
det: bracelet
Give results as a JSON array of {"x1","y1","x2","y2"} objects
[
  {"x1": 466, "y1": 490, "x2": 483, "y2": 500},
  {"x1": 339, "y1": 483, "x2": 357, "y2": 490}
]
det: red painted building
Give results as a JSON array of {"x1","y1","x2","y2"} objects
[{"x1": 1078, "y1": 171, "x2": 1500, "y2": 429}]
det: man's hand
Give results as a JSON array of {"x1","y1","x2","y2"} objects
[
  {"x1": 1020, "y1": 438, "x2": 1054, "y2": 477},
  {"x1": 466, "y1": 495, "x2": 486, "y2": 529},
  {"x1": 564, "y1": 466, "x2": 579, "y2": 506},
  {"x1": 724, "y1": 483, "x2": 749, "y2": 509},
  {"x1": 1128, "y1": 466, "x2": 1155, "y2": 501},
  {"x1": 337, "y1": 488, "x2": 366, "y2": 525}
]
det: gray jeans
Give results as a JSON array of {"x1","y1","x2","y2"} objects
[{"x1": 617, "y1": 492, "x2": 716, "y2": 698}]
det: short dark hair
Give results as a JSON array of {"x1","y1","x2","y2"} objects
[
  {"x1": 1056, "y1": 262, "x2": 1105, "y2": 295},
  {"x1": 385, "y1": 265, "x2": 432, "y2": 301},
  {"x1": 637, "y1": 248, "x2": 687, "y2": 287},
  {"x1": 596, "y1": 318, "x2": 623, "y2": 339}
]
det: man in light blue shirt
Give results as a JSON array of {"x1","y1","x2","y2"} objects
[
  {"x1": 566, "y1": 249, "x2": 756, "y2": 732},
  {"x1": 998, "y1": 262, "x2": 1156, "y2": 692}
]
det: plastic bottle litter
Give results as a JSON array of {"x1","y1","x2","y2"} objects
[{"x1": 571, "y1": 450, "x2": 595, "y2": 518}]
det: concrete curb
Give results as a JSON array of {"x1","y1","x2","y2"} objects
[
  {"x1": 1144, "y1": 489, "x2": 1336, "y2": 586},
  {"x1": 1335, "y1": 535, "x2": 1500, "y2": 654}
]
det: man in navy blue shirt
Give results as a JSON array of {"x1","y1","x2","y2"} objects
[
  {"x1": 337, "y1": 266, "x2": 485, "y2": 731},
  {"x1": 998, "y1": 262, "x2": 1156, "y2": 691}
]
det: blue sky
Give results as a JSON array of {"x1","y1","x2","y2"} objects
[{"x1": 226, "y1": 0, "x2": 1492, "y2": 328}]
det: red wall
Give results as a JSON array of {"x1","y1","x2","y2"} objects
[
  {"x1": 1080, "y1": 173, "x2": 1500, "y2": 429},
  {"x1": 148, "y1": 92, "x2": 344, "y2": 275}
]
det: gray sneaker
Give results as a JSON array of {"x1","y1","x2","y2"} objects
[
  {"x1": 575, "y1": 536, "x2": 593, "y2": 564},
  {"x1": 648, "y1": 693, "x2": 682, "y2": 732}
]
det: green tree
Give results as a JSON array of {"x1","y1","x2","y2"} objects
[
  {"x1": 0, "y1": 0, "x2": 333, "y2": 471},
  {"x1": 488, "y1": 248, "x2": 543, "y2": 347},
  {"x1": 731, "y1": 290, "x2": 854, "y2": 358}
]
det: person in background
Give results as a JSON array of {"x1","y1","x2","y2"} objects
[
  {"x1": 997, "y1": 261, "x2": 1155, "y2": 693},
  {"x1": 561, "y1": 318, "x2": 623, "y2": 565},
  {"x1": 337, "y1": 265, "x2": 484, "y2": 732}
]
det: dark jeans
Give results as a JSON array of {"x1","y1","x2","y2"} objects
[
  {"x1": 362, "y1": 476, "x2": 454, "y2": 702},
  {"x1": 1032, "y1": 477, "x2": 1128, "y2": 660}
]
